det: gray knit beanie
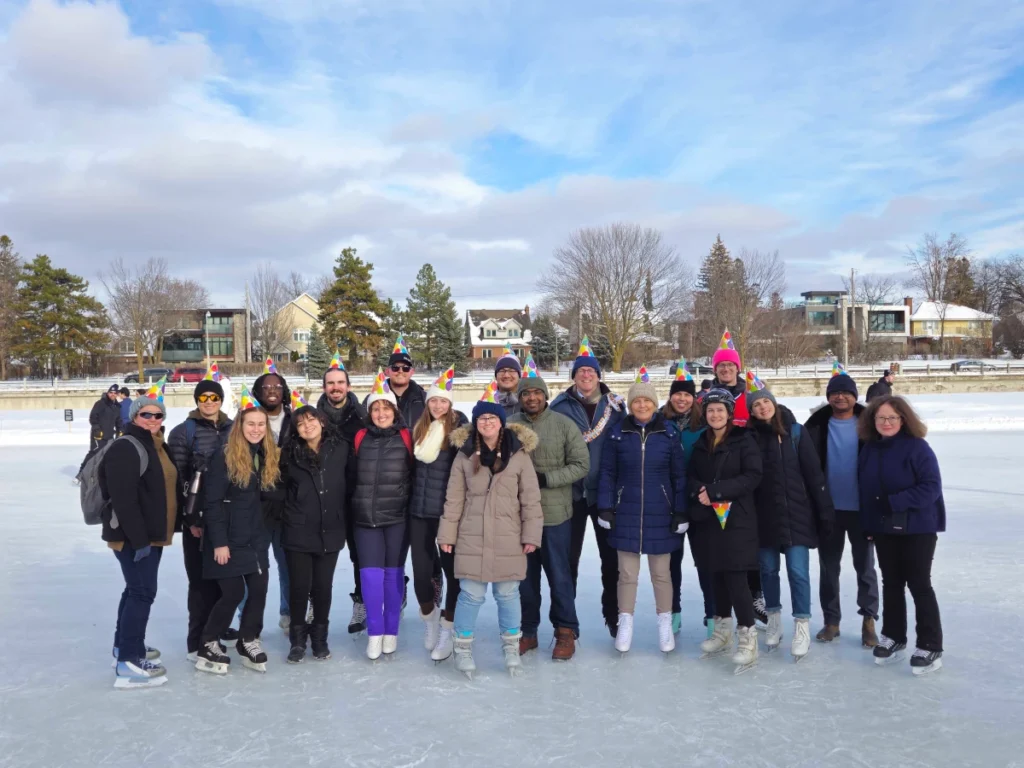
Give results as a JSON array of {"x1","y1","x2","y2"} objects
[
  {"x1": 129, "y1": 395, "x2": 167, "y2": 421},
  {"x1": 746, "y1": 387, "x2": 777, "y2": 411},
  {"x1": 626, "y1": 381, "x2": 659, "y2": 411}
]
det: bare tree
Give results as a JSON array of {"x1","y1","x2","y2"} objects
[
  {"x1": 841, "y1": 273, "x2": 901, "y2": 360},
  {"x1": 308, "y1": 274, "x2": 334, "y2": 302},
  {"x1": 971, "y1": 258, "x2": 1003, "y2": 316},
  {"x1": 250, "y1": 265, "x2": 292, "y2": 359},
  {"x1": 906, "y1": 233, "x2": 970, "y2": 354},
  {"x1": 154, "y1": 278, "x2": 210, "y2": 362},
  {"x1": 287, "y1": 271, "x2": 310, "y2": 299},
  {"x1": 538, "y1": 223, "x2": 692, "y2": 370}
]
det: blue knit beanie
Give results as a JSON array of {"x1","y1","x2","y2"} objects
[
  {"x1": 826, "y1": 373, "x2": 858, "y2": 399},
  {"x1": 471, "y1": 400, "x2": 506, "y2": 428},
  {"x1": 571, "y1": 355, "x2": 601, "y2": 379}
]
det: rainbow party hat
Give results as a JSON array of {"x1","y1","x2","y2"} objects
[
  {"x1": 433, "y1": 365, "x2": 455, "y2": 392},
  {"x1": 371, "y1": 367, "x2": 391, "y2": 397},
  {"x1": 523, "y1": 353, "x2": 539, "y2": 378},
  {"x1": 290, "y1": 390, "x2": 309, "y2": 410},
  {"x1": 392, "y1": 335, "x2": 409, "y2": 357},
  {"x1": 746, "y1": 371, "x2": 768, "y2": 392},
  {"x1": 238, "y1": 385, "x2": 258, "y2": 412},
  {"x1": 144, "y1": 376, "x2": 167, "y2": 403},
  {"x1": 327, "y1": 352, "x2": 345, "y2": 371},
  {"x1": 718, "y1": 329, "x2": 736, "y2": 351},
  {"x1": 713, "y1": 502, "x2": 732, "y2": 530},
  {"x1": 502, "y1": 341, "x2": 513, "y2": 356},
  {"x1": 263, "y1": 357, "x2": 278, "y2": 375},
  {"x1": 577, "y1": 335, "x2": 595, "y2": 357},
  {"x1": 203, "y1": 362, "x2": 221, "y2": 381},
  {"x1": 831, "y1": 361, "x2": 846, "y2": 377},
  {"x1": 479, "y1": 381, "x2": 499, "y2": 403},
  {"x1": 635, "y1": 365, "x2": 650, "y2": 383},
  {"x1": 674, "y1": 359, "x2": 693, "y2": 381}
]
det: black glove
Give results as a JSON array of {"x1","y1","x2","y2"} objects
[
  {"x1": 597, "y1": 509, "x2": 614, "y2": 530},
  {"x1": 671, "y1": 513, "x2": 689, "y2": 534},
  {"x1": 192, "y1": 454, "x2": 209, "y2": 474},
  {"x1": 819, "y1": 519, "x2": 834, "y2": 539},
  {"x1": 536, "y1": 473, "x2": 547, "y2": 489}
]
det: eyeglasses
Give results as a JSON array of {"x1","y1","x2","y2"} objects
[
  {"x1": 197, "y1": 393, "x2": 221, "y2": 403},
  {"x1": 138, "y1": 412, "x2": 165, "y2": 421},
  {"x1": 875, "y1": 415, "x2": 902, "y2": 425},
  {"x1": 390, "y1": 365, "x2": 412, "y2": 373},
  {"x1": 476, "y1": 415, "x2": 500, "y2": 424}
]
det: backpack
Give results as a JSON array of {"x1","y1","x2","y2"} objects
[
  {"x1": 789, "y1": 423, "x2": 802, "y2": 454},
  {"x1": 80, "y1": 435, "x2": 149, "y2": 526},
  {"x1": 353, "y1": 427, "x2": 413, "y2": 457}
]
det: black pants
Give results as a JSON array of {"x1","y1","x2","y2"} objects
[
  {"x1": 748, "y1": 570, "x2": 762, "y2": 597},
  {"x1": 874, "y1": 533, "x2": 942, "y2": 652},
  {"x1": 670, "y1": 535, "x2": 716, "y2": 617},
  {"x1": 286, "y1": 550, "x2": 340, "y2": 628},
  {"x1": 182, "y1": 530, "x2": 221, "y2": 653},
  {"x1": 713, "y1": 570, "x2": 756, "y2": 628},
  {"x1": 569, "y1": 498, "x2": 619, "y2": 627},
  {"x1": 202, "y1": 570, "x2": 269, "y2": 644},
  {"x1": 346, "y1": 513, "x2": 362, "y2": 600},
  {"x1": 409, "y1": 517, "x2": 459, "y2": 620},
  {"x1": 819, "y1": 509, "x2": 880, "y2": 624}
]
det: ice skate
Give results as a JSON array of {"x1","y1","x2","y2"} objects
[
  {"x1": 910, "y1": 649, "x2": 943, "y2": 676},
  {"x1": 732, "y1": 625, "x2": 758, "y2": 675},
  {"x1": 672, "y1": 612, "x2": 682, "y2": 636},
  {"x1": 765, "y1": 612, "x2": 782, "y2": 652},
  {"x1": 753, "y1": 594, "x2": 768, "y2": 631},
  {"x1": 195, "y1": 640, "x2": 230, "y2": 674},
  {"x1": 614, "y1": 613, "x2": 634, "y2": 654},
  {"x1": 220, "y1": 627, "x2": 239, "y2": 643},
  {"x1": 382, "y1": 634, "x2": 398, "y2": 657},
  {"x1": 502, "y1": 631, "x2": 523, "y2": 677},
  {"x1": 309, "y1": 622, "x2": 331, "y2": 660},
  {"x1": 366, "y1": 635, "x2": 383, "y2": 660},
  {"x1": 236, "y1": 637, "x2": 268, "y2": 673},
  {"x1": 657, "y1": 612, "x2": 675, "y2": 653},
  {"x1": 111, "y1": 645, "x2": 161, "y2": 668},
  {"x1": 421, "y1": 606, "x2": 440, "y2": 651},
  {"x1": 114, "y1": 659, "x2": 168, "y2": 690},
  {"x1": 432, "y1": 618, "x2": 454, "y2": 663},
  {"x1": 348, "y1": 593, "x2": 366, "y2": 635},
  {"x1": 700, "y1": 616, "x2": 733, "y2": 658},
  {"x1": 873, "y1": 635, "x2": 907, "y2": 666},
  {"x1": 454, "y1": 635, "x2": 476, "y2": 679},
  {"x1": 791, "y1": 618, "x2": 810, "y2": 661}
]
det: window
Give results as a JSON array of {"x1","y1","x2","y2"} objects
[
  {"x1": 807, "y1": 310, "x2": 836, "y2": 327},
  {"x1": 485, "y1": 329, "x2": 496, "y2": 338},
  {"x1": 209, "y1": 339, "x2": 234, "y2": 357},
  {"x1": 920, "y1": 321, "x2": 938, "y2": 335},
  {"x1": 118, "y1": 339, "x2": 135, "y2": 354},
  {"x1": 482, "y1": 349, "x2": 493, "y2": 359},
  {"x1": 509, "y1": 329, "x2": 519, "y2": 338},
  {"x1": 869, "y1": 311, "x2": 905, "y2": 333},
  {"x1": 293, "y1": 329, "x2": 310, "y2": 343}
]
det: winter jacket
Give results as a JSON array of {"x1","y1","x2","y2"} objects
[
  {"x1": 686, "y1": 427, "x2": 763, "y2": 572},
  {"x1": 363, "y1": 378, "x2": 426, "y2": 430},
  {"x1": 597, "y1": 414, "x2": 687, "y2": 555},
  {"x1": 119, "y1": 398, "x2": 132, "y2": 431},
  {"x1": 166, "y1": 410, "x2": 234, "y2": 529},
  {"x1": 409, "y1": 411, "x2": 469, "y2": 519},
  {"x1": 99, "y1": 425, "x2": 176, "y2": 551},
  {"x1": 438, "y1": 422, "x2": 544, "y2": 583},
  {"x1": 712, "y1": 378, "x2": 749, "y2": 427},
  {"x1": 749, "y1": 406, "x2": 835, "y2": 550},
  {"x1": 253, "y1": 372, "x2": 294, "y2": 446},
  {"x1": 496, "y1": 390, "x2": 520, "y2": 417},
  {"x1": 661, "y1": 406, "x2": 706, "y2": 466},
  {"x1": 803, "y1": 402, "x2": 866, "y2": 474},
  {"x1": 866, "y1": 377, "x2": 893, "y2": 402},
  {"x1": 350, "y1": 424, "x2": 413, "y2": 528},
  {"x1": 281, "y1": 431, "x2": 349, "y2": 553},
  {"x1": 89, "y1": 396, "x2": 120, "y2": 442},
  {"x1": 202, "y1": 443, "x2": 271, "y2": 579},
  {"x1": 316, "y1": 391, "x2": 367, "y2": 444},
  {"x1": 858, "y1": 433, "x2": 946, "y2": 535},
  {"x1": 508, "y1": 406, "x2": 590, "y2": 526},
  {"x1": 550, "y1": 383, "x2": 626, "y2": 505}
]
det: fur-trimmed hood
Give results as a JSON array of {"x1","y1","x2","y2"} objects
[{"x1": 449, "y1": 420, "x2": 538, "y2": 455}]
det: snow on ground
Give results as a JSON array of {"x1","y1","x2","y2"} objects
[{"x1": 1, "y1": 393, "x2": 1023, "y2": 767}]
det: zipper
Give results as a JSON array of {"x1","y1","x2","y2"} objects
[
  {"x1": 661, "y1": 484, "x2": 671, "y2": 507},
  {"x1": 616, "y1": 487, "x2": 623, "y2": 507},
  {"x1": 370, "y1": 436, "x2": 383, "y2": 527},
  {"x1": 639, "y1": 425, "x2": 647, "y2": 552}
]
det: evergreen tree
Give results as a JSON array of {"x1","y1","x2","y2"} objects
[
  {"x1": 405, "y1": 264, "x2": 458, "y2": 369},
  {"x1": 434, "y1": 306, "x2": 467, "y2": 370},
  {"x1": 0, "y1": 235, "x2": 21, "y2": 380},
  {"x1": 529, "y1": 315, "x2": 569, "y2": 369},
  {"x1": 13, "y1": 254, "x2": 108, "y2": 377},
  {"x1": 696, "y1": 235, "x2": 732, "y2": 291},
  {"x1": 318, "y1": 247, "x2": 387, "y2": 367},
  {"x1": 374, "y1": 298, "x2": 407, "y2": 369},
  {"x1": 305, "y1": 324, "x2": 331, "y2": 380}
]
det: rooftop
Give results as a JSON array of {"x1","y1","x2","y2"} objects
[{"x1": 910, "y1": 302, "x2": 995, "y2": 322}]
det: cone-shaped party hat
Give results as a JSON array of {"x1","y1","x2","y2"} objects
[
  {"x1": 523, "y1": 353, "x2": 539, "y2": 378},
  {"x1": 635, "y1": 365, "x2": 650, "y2": 383},
  {"x1": 433, "y1": 365, "x2": 455, "y2": 392},
  {"x1": 239, "y1": 385, "x2": 258, "y2": 412},
  {"x1": 203, "y1": 362, "x2": 220, "y2": 381},
  {"x1": 327, "y1": 352, "x2": 345, "y2": 370},
  {"x1": 577, "y1": 335, "x2": 595, "y2": 357},
  {"x1": 263, "y1": 357, "x2": 278, "y2": 375},
  {"x1": 674, "y1": 359, "x2": 694, "y2": 381}
]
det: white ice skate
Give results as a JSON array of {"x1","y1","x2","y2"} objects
[
  {"x1": 910, "y1": 649, "x2": 943, "y2": 676},
  {"x1": 732, "y1": 625, "x2": 759, "y2": 675},
  {"x1": 657, "y1": 612, "x2": 675, "y2": 653},
  {"x1": 366, "y1": 635, "x2": 384, "y2": 661},
  {"x1": 765, "y1": 612, "x2": 783, "y2": 651},
  {"x1": 382, "y1": 634, "x2": 398, "y2": 657},
  {"x1": 114, "y1": 660, "x2": 168, "y2": 690},
  {"x1": 791, "y1": 618, "x2": 810, "y2": 661},
  {"x1": 614, "y1": 613, "x2": 634, "y2": 654},
  {"x1": 502, "y1": 631, "x2": 523, "y2": 677},
  {"x1": 873, "y1": 635, "x2": 907, "y2": 666},
  {"x1": 195, "y1": 641, "x2": 230, "y2": 675},
  {"x1": 431, "y1": 618, "x2": 454, "y2": 663},
  {"x1": 700, "y1": 616, "x2": 733, "y2": 658},
  {"x1": 421, "y1": 607, "x2": 440, "y2": 651},
  {"x1": 454, "y1": 636, "x2": 476, "y2": 680},
  {"x1": 237, "y1": 638, "x2": 267, "y2": 673}
]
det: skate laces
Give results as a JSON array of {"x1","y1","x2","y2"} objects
[
  {"x1": 204, "y1": 640, "x2": 222, "y2": 655},
  {"x1": 243, "y1": 638, "x2": 263, "y2": 655},
  {"x1": 878, "y1": 635, "x2": 898, "y2": 650},
  {"x1": 911, "y1": 648, "x2": 932, "y2": 659}
]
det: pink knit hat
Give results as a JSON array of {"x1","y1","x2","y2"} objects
[{"x1": 711, "y1": 329, "x2": 741, "y2": 370}]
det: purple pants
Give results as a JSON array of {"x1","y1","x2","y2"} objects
[{"x1": 355, "y1": 523, "x2": 407, "y2": 637}]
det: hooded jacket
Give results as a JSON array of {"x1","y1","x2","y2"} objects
[
  {"x1": 201, "y1": 443, "x2": 271, "y2": 579},
  {"x1": 865, "y1": 376, "x2": 893, "y2": 402},
  {"x1": 281, "y1": 430, "x2": 349, "y2": 553},
  {"x1": 89, "y1": 395, "x2": 120, "y2": 442},
  {"x1": 550, "y1": 383, "x2": 625, "y2": 504},
  {"x1": 803, "y1": 402, "x2": 866, "y2": 473},
  {"x1": 409, "y1": 411, "x2": 470, "y2": 520},
  {"x1": 166, "y1": 410, "x2": 233, "y2": 528},
  {"x1": 437, "y1": 422, "x2": 544, "y2": 583},
  {"x1": 350, "y1": 423, "x2": 413, "y2": 528}
]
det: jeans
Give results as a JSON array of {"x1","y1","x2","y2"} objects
[
  {"x1": 113, "y1": 545, "x2": 163, "y2": 662},
  {"x1": 713, "y1": 570, "x2": 755, "y2": 628},
  {"x1": 818, "y1": 509, "x2": 879, "y2": 624},
  {"x1": 182, "y1": 529, "x2": 221, "y2": 653},
  {"x1": 286, "y1": 550, "x2": 340, "y2": 627},
  {"x1": 455, "y1": 579, "x2": 521, "y2": 637},
  {"x1": 271, "y1": 526, "x2": 290, "y2": 616},
  {"x1": 670, "y1": 534, "x2": 715, "y2": 618},
  {"x1": 874, "y1": 533, "x2": 943, "y2": 652},
  {"x1": 569, "y1": 499, "x2": 619, "y2": 627},
  {"x1": 521, "y1": 519, "x2": 579, "y2": 637},
  {"x1": 759, "y1": 545, "x2": 812, "y2": 619},
  {"x1": 203, "y1": 570, "x2": 269, "y2": 644}
]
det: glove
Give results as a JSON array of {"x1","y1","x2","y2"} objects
[
  {"x1": 819, "y1": 520, "x2": 834, "y2": 539},
  {"x1": 191, "y1": 454, "x2": 209, "y2": 474},
  {"x1": 536, "y1": 473, "x2": 547, "y2": 489},
  {"x1": 597, "y1": 509, "x2": 614, "y2": 530},
  {"x1": 133, "y1": 545, "x2": 152, "y2": 563},
  {"x1": 672, "y1": 514, "x2": 689, "y2": 535}
]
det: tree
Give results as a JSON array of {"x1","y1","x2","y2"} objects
[
  {"x1": 305, "y1": 324, "x2": 331, "y2": 380},
  {"x1": 374, "y1": 297, "x2": 407, "y2": 369},
  {"x1": 287, "y1": 271, "x2": 311, "y2": 299},
  {"x1": 434, "y1": 304, "x2": 467, "y2": 370},
  {"x1": 971, "y1": 258, "x2": 1003, "y2": 316},
  {"x1": 319, "y1": 248, "x2": 387, "y2": 367},
  {"x1": 250, "y1": 265, "x2": 291, "y2": 360},
  {"x1": 697, "y1": 235, "x2": 733, "y2": 291},
  {"x1": 906, "y1": 233, "x2": 972, "y2": 354},
  {"x1": 0, "y1": 235, "x2": 21, "y2": 379},
  {"x1": 530, "y1": 315, "x2": 569, "y2": 369},
  {"x1": 538, "y1": 223, "x2": 692, "y2": 370},
  {"x1": 406, "y1": 264, "x2": 458, "y2": 369},
  {"x1": 13, "y1": 255, "x2": 108, "y2": 377}
]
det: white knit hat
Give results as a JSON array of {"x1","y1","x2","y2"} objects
[{"x1": 425, "y1": 366, "x2": 455, "y2": 405}]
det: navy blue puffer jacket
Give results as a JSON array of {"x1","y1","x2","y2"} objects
[
  {"x1": 858, "y1": 433, "x2": 945, "y2": 535},
  {"x1": 596, "y1": 414, "x2": 687, "y2": 555}
]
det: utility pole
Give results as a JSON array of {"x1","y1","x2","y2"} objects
[
  {"x1": 244, "y1": 281, "x2": 252, "y2": 363},
  {"x1": 839, "y1": 293, "x2": 849, "y2": 367},
  {"x1": 850, "y1": 268, "x2": 857, "y2": 349}
]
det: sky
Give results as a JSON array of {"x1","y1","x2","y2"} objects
[{"x1": 0, "y1": 0, "x2": 1022, "y2": 313}]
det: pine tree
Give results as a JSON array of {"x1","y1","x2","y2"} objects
[
  {"x1": 405, "y1": 264, "x2": 458, "y2": 369},
  {"x1": 374, "y1": 298, "x2": 407, "y2": 369},
  {"x1": 434, "y1": 306, "x2": 467, "y2": 370},
  {"x1": 13, "y1": 254, "x2": 108, "y2": 377},
  {"x1": 529, "y1": 315, "x2": 569, "y2": 369},
  {"x1": 305, "y1": 324, "x2": 331, "y2": 380},
  {"x1": 0, "y1": 235, "x2": 22, "y2": 380},
  {"x1": 318, "y1": 248, "x2": 387, "y2": 367},
  {"x1": 697, "y1": 235, "x2": 732, "y2": 291}
]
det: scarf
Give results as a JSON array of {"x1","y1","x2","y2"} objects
[
  {"x1": 580, "y1": 392, "x2": 625, "y2": 444},
  {"x1": 413, "y1": 419, "x2": 446, "y2": 464}
]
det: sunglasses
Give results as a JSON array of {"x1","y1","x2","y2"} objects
[
  {"x1": 390, "y1": 365, "x2": 412, "y2": 373},
  {"x1": 197, "y1": 393, "x2": 222, "y2": 403},
  {"x1": 138, "y1": 412, "x2": 165, "y2": 421}
]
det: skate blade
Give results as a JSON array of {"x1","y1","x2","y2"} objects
[
  {"x1": 765, "y1": 642, "x2": 781, "y2": 653},
  {"x1": 874, "y1": 652, "x2": 906, "y2": 666},
  {"x1": 432, "y1": 656, "x2": 452, "y2": 665},
  {"x1": 508, "y1": 667, "x2": 523, "y2": 677},
  {"x1": 912, "y1": 659, "x2": 942, "y2": 676},
  {"x1": 312, "y1": 653, "x2": 331, "y2": 661},
  {"x1": 699, "y1": 648, "x2": 730, "y2": 660},
  {"x1": 241, "y1": 659, "x2": 267, "y2": 673},
  {"x1": 462, "y1": 672, "x2": 474, "y2": 680},
  {"x1": 792, "y1": 652, "x2": 808, "y2": 663},
  {"x1": 195, "y1": 659, "x2": 228, "y2": 675},
  {"x1": 114, "y1": 675, "x2": 168, "y2": 689},
  {"x1": 733, "y1": 661, "x2": 757, "y2": 675}
]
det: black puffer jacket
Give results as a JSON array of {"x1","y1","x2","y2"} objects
[
  {"x1": 89, "y1": 396, "x2": 120, "y2": 442},
  {"x1": 202, "y1": 443, "x2": 271, "y2": 579},
  {"x1": 281, "y1": 431, "x2": 349, "y2": 553},
  {"x1": 166, "y1": 410, "x2": 233, "y2": 529},
  {"x1": 99, "y1": 425, "x2": 171, "y2": 551},
  {"x1": 351, "y1": 424, "x2": 413, "y2": 528},
  {"x1": 749, "y1": 406, "x2": 835, "y2": 550},
  {"x1": 865, "y1": 376, "x2": 892, "y2": 402},
  {"x1": 316, "y1": 392, "x2": 367, "y2": 444},
  {"x1": 686, "y1": 427, "x2": 763, "y2": 572},
  {"x1": 409, "y1": 412, "x2": 469, "y2": 519}
]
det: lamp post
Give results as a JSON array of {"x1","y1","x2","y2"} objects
[{"x1": 205, "y1": 311, "x2": 212, "y2": 369}]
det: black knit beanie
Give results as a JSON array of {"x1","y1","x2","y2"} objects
[{"x1": 193, "y1": 379, "x2": 225, "y2": 403}]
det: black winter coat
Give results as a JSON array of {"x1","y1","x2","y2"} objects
[
  {"x1": 409, "y1": 412, "x2": 469, "y2": 519},
  {"x1": 804, "y1": 402, "x2": 866, "y2": 473},
  {"x1": 166, "y1": 410, "x2": 233, "y2": 529},
  {"x1": 316, "y1": 392, "x2": 367, "y2": 444},
  {"x1": 202, "y1": 444, "x2": 271, "y2": 579},
  {"x1": 865, "y1": 377, "x2": 893, "y2": 402},
  {"x1": 686, "y1": 427, "x2": 763, "y2": 572},
  {"x1": 749, "y1": 406, "x2": 835, "y2": 550},
  {"x1": 89, "y1": 396, "x2": 120, "y2": 442},
  {"x1": 99, "y1": 425, "x2": 171, "y2": 551},
  {"x1": 364, "y1": 379, "x2": 426, "y2": 431},
  {"x1": 281, "y1": 432, "x2": 349, "y2": 553},
  {"x1": 351, "y1": 425, "x2": 413, "y2": 528}
]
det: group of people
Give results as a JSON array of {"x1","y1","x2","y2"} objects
[{"x1": 96, "y1": 331, "x2": 946, "y2": 689}]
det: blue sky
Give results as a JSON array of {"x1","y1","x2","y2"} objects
[{"x1": 0, "y1": 0, "x2": 1021, "y2": 310}]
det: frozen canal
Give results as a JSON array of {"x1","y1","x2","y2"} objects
[{"x1": 1, "y1": 394, "x2": 1022, "y2": 767}]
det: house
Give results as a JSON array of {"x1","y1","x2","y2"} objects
[
  {"x1": 465, "y1": 307, "x2": 533, "y2": 361},
  {"x1": 791, "y1": 291, "x2": 910, "y2": 349},
  {"x1": 909, "y1": 301, "x2": 994, "y2": 354},
  {"x1": 269, "y1": 293, "x2": 321, "y2": 363},
  {"x1": 160, "y1": 307, "x2": 249, "y2": 364}
]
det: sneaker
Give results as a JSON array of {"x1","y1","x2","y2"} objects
[
  {"x1": 114, "y1": 660, "x2": 168, "y2": 689},
  {"x1": 657, "y1": 613, "x2": 675, "y2": 653}
]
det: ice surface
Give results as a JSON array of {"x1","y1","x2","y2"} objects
[{"x1": 1, "y1": 394, "x2": 1023, "y2": 767}]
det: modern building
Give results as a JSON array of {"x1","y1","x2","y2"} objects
[
  {"x1": 160, "y1": 307, "x2": 249, "y2": 364},
  {"x1": 269, "y1": 293, "x2": 321, "y2": 363},
  {"x1": 909, "y1": 301, "x2": 995, "y2": 354},
  {"x1": 792, "y1": 291, "x2": 910, "y2": 349},
  {"x1": 465, "y1": 307, "x2": 533, "y2": 361}
]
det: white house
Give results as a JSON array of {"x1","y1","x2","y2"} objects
[{"x1": 465, "y1": 307, "x2": 533, "y2": 361}]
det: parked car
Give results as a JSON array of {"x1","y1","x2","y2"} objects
[
  {"x1": 172, "y1": 366, "x2": 207, "y2": 383},
  {"x1": 123, "y1": 367, "x2": 174, "y2": 383},
  {"x1": 950, "y1": 360, "x2": 998, "y2": 372},
  {"x1": 685, "y1": 361, "x2": 715, "y2": 377}
]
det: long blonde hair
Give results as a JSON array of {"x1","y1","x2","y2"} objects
[
  {"x1": 413, "y1": 401, "x2": 461, "y2": 445},
  {"x1": 226, "y1": 408, "x2": 280, "y2": 490}
]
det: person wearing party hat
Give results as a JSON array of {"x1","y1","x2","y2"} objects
[
  {"x1": 550, "y1": 334, "x2": 626, "y2": 638},
  {"x1": 509, "y1": 366, "x2": 589, "y2": 660},
  {"x1": 493, "y1": 342, "x2": 523, "y2": 417},
  {"x1": 195, "y1": 386, "x2": 281, "y2": 675},
  {"x1": 408, "y1": 365, "x2": 469, "y2": 663},
  {"x1": 661, "y1": 360, "x2": 715, "y2": 638},
  {"x1": 350, "y1": 369, "x2": 415, "y2": 661},
  {"x1": 596, "y1": 369, "x2": 688, "y2": 655},
  {"x1": 803, "y1": 362, "x2": 879, "y2": 646},
  {"x1": 367, "y1": 334, "x2": 427, "y2": 429},
  {"x1": 167, "y1": 362, "x2": 234, "y2": 661},
  {"x1": 438, "y1": 381, "x2": 544, "y2": 678},
  {"x1": 280, "y1": 392, "x2": 349, "y2": 664},
  {"x1": 100, "y1": 377, "x2": 177, "y2": 688},
  {"x1": 685, "y1": 387, "x2": 764, "y2": 673},
  {"x1": 746, "y1": 372, "x2": 835, "y2": 661}
]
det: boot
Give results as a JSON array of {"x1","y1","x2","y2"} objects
[
  {"x1": 657, "y1": 612, "x2": 675, "y2": 653},
  {"x1": 862, "y1": 617, "x2": 879, "y2": 648},
  {"x1": 309, "y1": 622, "x2": 331, "y2": 660},
  {"x1": 792, "y1": 618, "x2": 810, "y2": 660},
  {"x1": 552, "y1": 628, "x2": 575, "y2": 660},
  {"x1": 732, "y1": 625, "x2": 758, "y2": 669},
  {"x1": 454, "y1": 635, "x2": 476, "y2": 679},
  {"x1": 614, "y1": 613, "x2": 634, "y2": 653},
  {"x1": 519, "y1": 634, "x2": 539, "y2": 655},
  {"x1": 431, "y1": 618, "x2": 454, "y2": 662},
  {"x1": 420, "y1": 606, "x2": 440, "y2": 651},
  {"x1": 766, "y1": 611, "x2": 783, "y2": 649},
  {"x1": 287, "y1": 623, "x2": 308, "y2": 664},
  {"x1": 816, "y1": 623, "x2": 841, "y2": 642},
  {"x1": 701, "y1": 616, "x2": 733, "y2": 655},
  {"x1": 502, "y1": 631, "x2": 523, "y2": 676}
]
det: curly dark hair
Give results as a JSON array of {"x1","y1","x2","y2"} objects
[{"x1": 858, "y1": 395, "x2": 928, "y2": 441}]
